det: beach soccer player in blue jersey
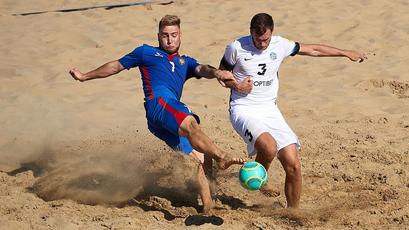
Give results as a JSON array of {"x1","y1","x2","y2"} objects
[{"x1": 69, "y1": 15, "x2": 245, "y2": 213}]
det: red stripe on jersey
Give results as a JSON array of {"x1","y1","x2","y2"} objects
[
  {"x1": 158, "y1": 97, "x2": 189, "y2": 125},
  {"x1": 141, "y1": 65, "x2": 154, "y2": 100}
]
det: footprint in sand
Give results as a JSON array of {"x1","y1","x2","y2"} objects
[{"x1": 356, "y1": 79, "x2": 409, "y2": 98}]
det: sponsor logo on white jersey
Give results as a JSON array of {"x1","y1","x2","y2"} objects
[{"x1": 253, "y1": 79, "x2": 272, "y2": 87}]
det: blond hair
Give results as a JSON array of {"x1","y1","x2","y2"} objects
[{"x1": 159, "y1": 15, "x2": 181, "y2": 30}]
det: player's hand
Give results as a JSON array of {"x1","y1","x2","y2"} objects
[
  {"x1": 236, "y1": 76, "x2": 253, "y2": 94},
  {"x1": 216, "y1": 70, "x2": 235, "y2": 87},
  {"x1": 345, "y1": 50, "x2": 367, "y2": 63},
  {"x1": 69, "y1": 68, "x2": 87, "y2": 81}
]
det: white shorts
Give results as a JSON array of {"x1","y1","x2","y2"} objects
[{"x1": 230, "y1": 105, "x2": 300, "y2": 157}]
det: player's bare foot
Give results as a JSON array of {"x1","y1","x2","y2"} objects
[
  {"x1": 202, "y1": 200, "x2": 214, "y2": 214},
  {"x1": 260, "y1": 183, "x2": 280, "y2": 197},
  {"x1": 217, "y1": 154, "x2": 245, "y2": 170},
  {"x1": 202, "y1": 199, "x2": 227, "y2": 214}
]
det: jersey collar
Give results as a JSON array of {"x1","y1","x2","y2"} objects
[
  {"x1": 157, "y1": 46, "x2": 180, "y2": 61},
  {"x1": 168, "y1": 52, "x2": 180, "y2": 61},
  {"x1": 249, "y1": 35, "x2": 268, "y2": 54}
]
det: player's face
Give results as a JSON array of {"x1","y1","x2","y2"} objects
[
  {"x1": 251, "y1": 29, "x2": 272, "y2": 50},
  {"x1": 158, "y1": 25, "x2": 181, "y2": 54}
]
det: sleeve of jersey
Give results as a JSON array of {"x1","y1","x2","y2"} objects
[
  {"x1": 282, "y1": 38, "x2": 300, "y2": 57},
  {"x1": 186, "y1": 57, "x2": 200, "y2": 79},
  {"x1": 220, "y1": 43, "x2": 237, "y2": 71},
  {"x1": 118, "y1": 46, "x2": 144, "y2": 70}
]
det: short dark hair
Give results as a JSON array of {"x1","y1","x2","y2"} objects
[
  {"x1": 159, "y1": 15, "x2": 180, "y2": 31},
  {"x1": 250, "y1": 13, "x2": 274, "y2": 35}
]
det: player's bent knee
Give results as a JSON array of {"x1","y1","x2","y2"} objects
[
  {"x1": 255, "y1": 133, "x2": 277, "y2": 160},
  {"x1": 284, "y1": 160, "x2": 301, "y2": 176},
  {"x1": 179, "y1": 115, "x2": 200, "y2": 137},
  {"x1": 191, "y1": 150, "x2": 205, "y2": 164},
  {"x1": 259, "y1": 149, "x2": 276, "y2": 162}
]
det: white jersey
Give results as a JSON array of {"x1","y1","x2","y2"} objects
[{"x1": 222, "y1": 35, "x2": 298, "y2": 108}]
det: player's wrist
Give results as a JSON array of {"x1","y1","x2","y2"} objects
[
  {"x1": 81, "y1": 73, "x2": 90, "y2": 81},
  {"x1": 341, "y1": 49, "x2": 351, "y2": 58},
  {"x1": 232, "y1": 81, "x2": 240, "y2": 91},
  {"x1": 214, "y1": 69, "x2": 223, "y2": 80}
]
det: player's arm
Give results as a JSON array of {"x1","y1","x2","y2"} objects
[
  {"x1": 69, "y1": 60, "x2": 125, "y2": 82},
  {"x1": 219, "y1": 59, "x2": 253, "y2": 94},
  {"x1": 298, "y1": 43, "x2": 367, "y2": 62},
  {"x1": 194, "y1": 64, "x2": 235, "y2": 87}
]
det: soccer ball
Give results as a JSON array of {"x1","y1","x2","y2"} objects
[{"x1": 239, "y1": 161, "x2": 268, "y2": 190}]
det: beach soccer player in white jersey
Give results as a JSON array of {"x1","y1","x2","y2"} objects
[{"x1": 219, "y1": 13, "x2": 367, "y2": 208}]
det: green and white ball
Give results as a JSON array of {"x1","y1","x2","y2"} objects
[{"x1": 239, "y1": 161, "x2": 268, "y2": 190}]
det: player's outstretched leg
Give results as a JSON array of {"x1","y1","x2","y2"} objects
[
  {"x1": 179, "y1": 116, "x2": 245, "y2": 170},
  {"x1": 217, "y1": 153, "x2": 246, "y2": 170}
]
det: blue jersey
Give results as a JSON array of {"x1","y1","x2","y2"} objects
[
  {"x1": 118, "y1": 44, "x2": 200, "y2": 101},
  {"x1": 118, "y1": 44, "x2": 202, "y2": 154}
]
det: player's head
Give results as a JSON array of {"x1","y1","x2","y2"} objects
[
  {"x1": 250, "y1": 13, "x2": 274, "y2": 50},
  {"x1": 158, "y1": 15, "x2": 181, "y2": 54}
]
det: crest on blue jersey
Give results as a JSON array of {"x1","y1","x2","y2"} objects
[
  {"x1": 270, "y1": 52, "x2": 277, "y2": 60},
  {"x1": 179, "y1": 58, "x2": 185, "y2": 65}
]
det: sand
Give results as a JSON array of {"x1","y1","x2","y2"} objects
[{"x1": 1, "y1": 0, "x2": 408, "y2": 229}]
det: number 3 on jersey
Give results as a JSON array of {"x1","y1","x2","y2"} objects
[{"x1": 257, "y1": 63, "x2": 267, "y2": 75}]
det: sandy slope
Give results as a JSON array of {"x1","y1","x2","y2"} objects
[{"x1": 1, "y1": 0, "x2": 408, "y2": 229}]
